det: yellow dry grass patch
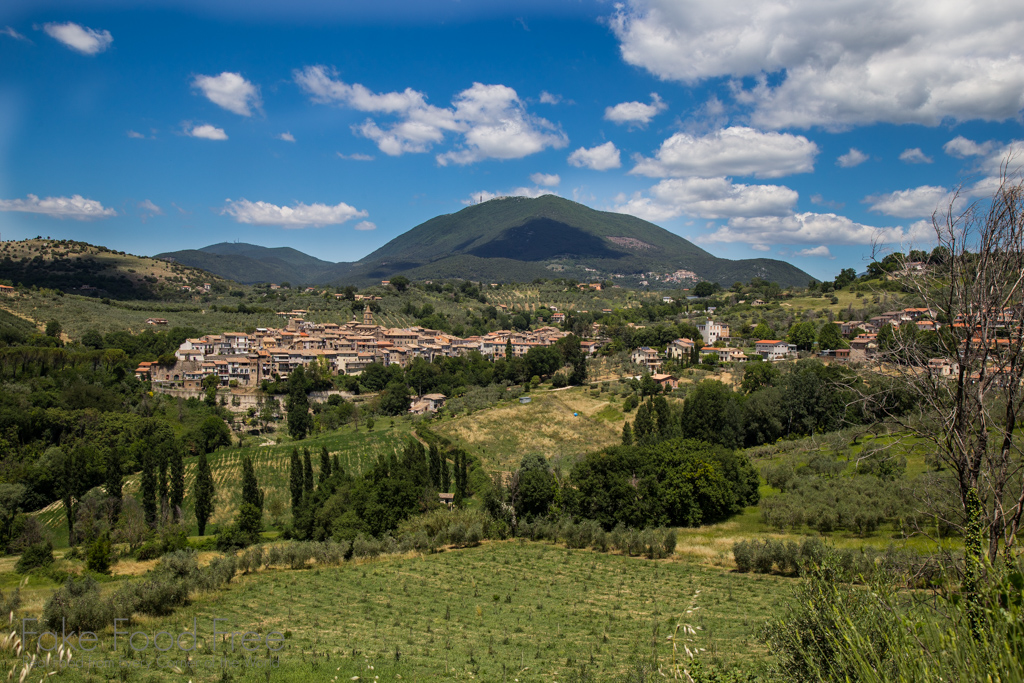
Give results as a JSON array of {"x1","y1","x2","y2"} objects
[
  {"x1": 111, "y1": 558, "x2": 160, "y2": 577},
  {"x1": 436, "y1": 390, "x2": 622, "y2": 470}
]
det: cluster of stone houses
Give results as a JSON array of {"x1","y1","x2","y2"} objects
[{"x1": 139, "y1": 307, "x2": 572, "y2": 390}]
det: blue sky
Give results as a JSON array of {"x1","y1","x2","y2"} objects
[{"x1": 1, "y1": 0, "x2": 1022, "y2": 281}]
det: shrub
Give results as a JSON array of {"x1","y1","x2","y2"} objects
[
  {"x1": 733, "y1": 540, "x2": 755, "y2": 572},
  {"x1": 86, "y1": 532, "x2": 112, "y2": 574},
  {"x1": 116, "y1": 575, "x2": 190, "y2": 616},
  {"x1": 43, "y1": 576, "x2": 113, "y2": 633},
  {"x1": 16, "y1": 541, "x2": 54, "y2": 573},
  {"x1": 662, "y1": 529, "x2": 677, "y2": 557},
  {"x1": 753, "y1": 542, "x2": 775, "y2": 573},
  {"x1": 352, "y1": 534, "x2": 383, "y2": 558}
]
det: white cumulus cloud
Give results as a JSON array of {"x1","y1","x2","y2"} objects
[
  {"x1": 539, "y1": 91, "x2": 562, "y2": 105},
  {"x1": 866, "y1": 185, "x2": 954, "y2": 218},
  {"x1": 0, "y1": 194, "x2": 116, "y2": 220},
  {"x1": 530, "y1": 173, "x2": 560, "y2": 187},
  {"x1": 610, "y1": 0, "x2": 1024, "y2": 129},
  {"x1": 295, "y1": 67, "x2": 566, "y2": 163},
  {"x1": 277, "y1": 132, "x2": 296, "y2": 142},
  {"x1": 436, "y1": 83, "x2": 568, "y2": 165},
  {"x1": 796, "y1": 246, "x2": 834, "y2": 258},
  {"x1": 221, "y1": 198, "x2": 367, "y2": 228},
  {"x1": 337, "y1": 152, "x2": 374, "y2": 161},
  {"x1": 188, "y1": 124, "x2": 227, "y2": 140},
  {"x1": 899, "y1": 148, "x2": 932, "y2": 164},
  {"x1": 604, "y1": 93, "x2": 667, "y2": 127},
  {"x1": 706, "y1": 213, "x2": 906, "y2": 247},
  {"x1": 127, "y1": 130, "x2": 145, "y2": 139},
  {"x1": 614, "y1": 177, "x2": 798, "y2": 222},
  {"x1": 837, "y1": 148, "x2": 868, "y2": 168},
  {"x1": 43, "y1": 22, "x2": 112, "y2": 55},
  {"x1": 568, "y1": 142, "x2": 621, "y2": 171},
  {"x1": 943, "y1": 135, "x2": 995, "y2": 158},
  {"x1": 631, "y1": 127, "x2": 817, "y2": 178},
  {"x1": 353, "y1": 221, "x2": 377, "y2": 231},
  {"x1": 192, "y1": 72, "x2": 261, "y2": 117}
]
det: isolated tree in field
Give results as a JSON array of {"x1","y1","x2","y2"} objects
[
  {"x1": 193, "y1": 452, "x2": 215, "y2": 536},
  {"x1": 237, "y1": 455, "x2": 264, "y2": 536},
  {"x1": 289, "y1": 447, "x2": 303, "y2": 510},
  {"x1": 105, "y1": 446, "x2": 123, "y2": 525},
  {"x1": 287, "y1": 366, "x2": 312, "y2": 440}
]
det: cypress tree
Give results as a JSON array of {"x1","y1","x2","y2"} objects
[
  {"x1": 105, "y1": 446, "x2": 122, "y2": 526},
  {"x1": 302, "y1": 448, "x2": 314, "y2": 494},
  {"x1": 429, "y1": 444, "x2": 441, "y2": 488},
  {"x1": 633, "y1": 400, "x2": 655, "y2": 446},
  {"x1": 157, "y1": 446, "x2": 169, "y2": 522},
  {"x1": 289, "y1": 447, "x2": 303, "y2": 511},
  {"x1": 193, "y1": 452, "x2": 215, "y2": 536},
  {"x1": 441, "y1": 456, "x2": 451, "y2": 493},
  {"x1": 242, "y1": 455, "x2": 264, "y2": 513},
  {"x1": 622, "y1": 420, "x2": 634, "y2": 446},
  {"x1": 453, "y1": 451, "x2": 464, "y2": 507},
  {"x1": 140, "y1": 447, "x2": 158, "y2": 528},
  {"x1": 238, "y1": 455, "x2": 264, "y2": 537},
  {"x1": 287, "y1": 366, "x2": 312, "y2": 440},
  {"x1": 319, "y1": 448, "x2": 331, "y2": 485},
  {"x1": 169, "y1": 442, "x2": 185, "y2": 522},
  {"x1": 332, "y1": 454, "x2": 340, "y2": 475},
  {"x1": 460, "y1": 453, "x2": 469, "y2": 498}
]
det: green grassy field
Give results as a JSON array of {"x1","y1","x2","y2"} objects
[{"x1": 21, "y1": 541, "x2": 789, "y2": 682}]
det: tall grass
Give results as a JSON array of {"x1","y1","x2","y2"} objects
[{"x1": 761, "y1": 555, "x2": 1024, "y2": 682}]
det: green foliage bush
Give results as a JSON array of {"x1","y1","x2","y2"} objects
[
  {"x1": 566, "y1": 438, "x2": 760, "y2": 529},
  {"x1": 15, "y1": 541, "x2": 54, "y2": 573},
  {"x1": 43, "y1": 576, "x2": 113, "y2": 632},
  {"x1": 86, "y1": 533, "x2": 112, "y2": 574}
]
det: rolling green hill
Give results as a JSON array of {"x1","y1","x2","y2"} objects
[
  {"x1": 158, "y1": 196, "x2": 814, "y2": 287},
  {"x1": 155, "y1": 242, "x2": 354, "y2": 285}
]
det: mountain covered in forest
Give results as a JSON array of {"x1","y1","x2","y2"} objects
[{"x1": 157, "y1": 195, "x2": 813, "y2": 287}]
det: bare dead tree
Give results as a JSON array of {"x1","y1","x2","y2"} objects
[{"x1": 868, "y1": 162, "x2": 1024, "y2": 576}]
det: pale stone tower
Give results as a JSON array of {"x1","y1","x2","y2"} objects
[{"x1": 363, "y1": 304, "x2": 373, "y2": 325}]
